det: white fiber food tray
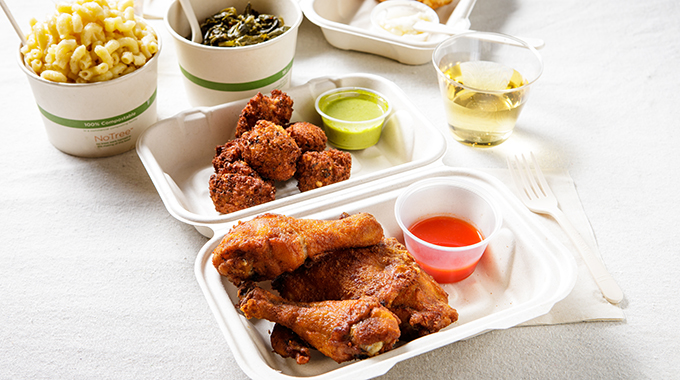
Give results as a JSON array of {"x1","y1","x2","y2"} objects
[
  {"x1": 195, "y1": 166, "x2": 578, "y2": 380},
  {"x1": 136, "y1": 73, "x2": 446, "y2": 236},
  {"x1": 300, "y1": 0, "x2": 475, "y2": 65}
]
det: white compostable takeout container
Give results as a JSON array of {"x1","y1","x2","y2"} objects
[
  {"x1": 194, "y1": 166, "x2": 577, "y2": 379},
  {"x1": 19, "y1": 42, "x2": 160, "y2": 158},
  {"x1": 137, "y1": 74, "x2": 577, "y2": 379},
  {"x1": 165, "y1": 0, "x2": 303, "y2": 107},
  {"x1": 300, "y1": 0, "x2": 475, "y2": 65}
]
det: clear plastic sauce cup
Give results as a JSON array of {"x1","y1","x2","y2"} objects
[{"x1": 394, "y1": 177, "x2": 503, "y2": 283}]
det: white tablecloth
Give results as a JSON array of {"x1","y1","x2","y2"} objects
[{"x1": 1, "y1": 0, "x2": 678, "y2": 378}]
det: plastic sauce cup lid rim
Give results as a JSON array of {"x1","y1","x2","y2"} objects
[
  {"x1": 400, "y1": 220, "x2": 496, "y2": 253},
  {"x1": 315, "y1": 87, "x2": 391, "y2": 125},
  {"x1": 394, "y1": 179, "x2": 503, "y2": 252}
]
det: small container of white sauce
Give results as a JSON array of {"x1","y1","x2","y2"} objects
[{"x1": 370, "y1": 1, "x2": 440, "y2": 42}]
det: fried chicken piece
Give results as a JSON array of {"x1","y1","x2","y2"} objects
[
  {"x1": 208, "y1": 161, "x2": 276, "y2": 214},
  {"x1": 273, "y1": 238, "x2": 458, "y2": 340},
  {"x1": 270, "y1": 323, "x2": 312, "y2": 365},
  {"x1": 235, "y1": 89, "x2": 294, "y2": 138},
  {"x1": 390, "y1": 261, "x2": 459, "y2": 340},
  {"x1": 240, "y1": 120, "x2": 301, "y2": 181},
  {"x1": 272, "y1": 238, "x2": 417, "y2": 304},
  {"x1": 211, "y1": 212, "x2": 384, "y2": 284},
  {"x1": 212, "y1": 140, "x2": 242, "y2": 173},
  {"x1": 376, "y1": 0, "x2": 453, "y2": 10},
  {"x1": 294, "y1": 149, "x2": 352, "y2": 192},
  {"x1": 238, "y1": 283, "x2": 401, "y2": 363},
  {"x1": 285, "y1": 122, "x2": 327, "y2": 152}
]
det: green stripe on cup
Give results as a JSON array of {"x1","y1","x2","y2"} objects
[
  {"x1": 180, "y1": 59, "x2": 293, "y2": 92},
  {"x1": 38, "y1": 90, "x2": 157, "y2": 129}
]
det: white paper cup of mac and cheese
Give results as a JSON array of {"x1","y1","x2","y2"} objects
[
  {"x1": 20, "y1": 48, "x2": 160, "y2": 158},
  {"x1": 165, "y1": 0, "x2": 302, "y2": 107},
  {"x1": 18, "y1": 0, "x2": 160, "y2": 158}
]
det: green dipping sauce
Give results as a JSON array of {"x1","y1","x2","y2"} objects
[
  {"x1": 316, "y1": 88, "x2": 390, "y2": 150},
  {"x1": 324, "y1": 97, "x2": 385, "y2": 121}
]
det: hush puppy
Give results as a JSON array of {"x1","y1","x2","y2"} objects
[
  {"x1": 235, "y1": 90, "x2": 294, "y2": 138},
  {"x1": 294, "y1": 149, "x2": 352, "y2": 192},
  {"x1": 209, "y1": 161, "x2": 276, "y2": 214},
  {"x1": 212, "y1": 140, "x2": 243, "y2": 173},
  {"x1": 240, "y1": 120, "x2": 301, "y2": 181},
  {"x1": 286, "y1": 122, "x2": 327, "y2": 153}
]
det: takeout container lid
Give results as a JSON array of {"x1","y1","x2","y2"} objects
[
  {"x1": 300, "y1": 0, "x2": 475, "y2": 65},
  {"x1": 164, "y1": 0, "x2": 303, "y2": 107},
  {"x1": 194, "y1": 166, "x2": 578, "y2": 379}
]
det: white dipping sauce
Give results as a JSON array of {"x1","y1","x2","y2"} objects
[{"x1": 372, "y1": 2, "x2": 438, "y2": 41}]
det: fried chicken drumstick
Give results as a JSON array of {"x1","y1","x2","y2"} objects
[
  {"x1": 238, "y1": 283, "x2": 401, "y2": 363},
  {"x1": 212, "y1": 213, "x2": 384, "y2": 284}
]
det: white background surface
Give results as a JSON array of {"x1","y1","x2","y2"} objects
[{"x1": 1, "y1": 0, "x2": 679, "y2": 379}]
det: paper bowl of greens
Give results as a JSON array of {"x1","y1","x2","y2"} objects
[{"x1": 165, "y1": 0, "x2": 303, "y2": 107}]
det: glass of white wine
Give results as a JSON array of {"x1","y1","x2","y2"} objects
[{"x1": 432, "y1": 32, "x2": 543, "y2": 147}]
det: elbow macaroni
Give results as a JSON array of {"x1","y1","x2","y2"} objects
[{"x1": 21, "y1": 0, "x2": 158, "y2": 83}]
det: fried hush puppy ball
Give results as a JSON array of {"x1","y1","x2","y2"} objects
[
  {"x1": 212, "y1": 140, "x2": 242, "y2": 173},
  {"x1": 286, "y1": 122, "x2": 327, "y2": 153},
  {"x1": 294, "y1": 149, "x2": 352, "y2": 192},
  {"x1": 208, "y1": 161, "x2": 276, "y2": 214},
  {"x1": 241, "y1": 120, "x2": 302, "y2": 181},
  {"x1": 235, "y1": 90, "x2": 294, "y2": 138}
]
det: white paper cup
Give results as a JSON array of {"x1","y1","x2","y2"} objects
[
  {"x1": 165, "y1": 0, "x2": 302, "y2": 107},
  {"x1": 19, "y1": 43, "x2": 160, "y2": 158}
]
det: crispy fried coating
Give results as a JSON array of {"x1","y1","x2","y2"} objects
[
  {"x1": 390, "y1": 259, "x2": 459, "y2": 340},
  {"x1": 272, "y1": 238, "x2": 417, "y2": 305},
  {"x1": 270, "y1": 323, "x2": 312, "y2": 365},
  {"x1": 238, "y1": 283, "x2": 401, "y2": 363},
  {"x1": 235, "y1": 90, "x2": 294, "y2": 138},
  {"x1": 216, "y1": 160, "x2": 255, "y2": 177},
  {"x1": 273, "y1": 237, "x2": 458, "y2": 341},
  {"x1": 294, "y1": 149, "x2": 352, "y2": 192},
  {"x1": 376, "y1": 0, "x2": 453, "y2": 9},
  {"x1": 208, "y1": 161, "x2": 276, "y2": 214},
  {"x1": 211, "y1": 212, "x2": 384, "y2": 284},
  {"x1": 212, "y1": 140, "x2": 243, "y2": 173},
  {"x1": 240, "y1": 120, "x2": 301, "y2": 181},
  {"x1": 285, "y1": 122, "x2": 327, "y2": 152}
]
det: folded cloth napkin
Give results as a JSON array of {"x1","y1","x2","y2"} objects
[{"x1": 483, "y1": 168, "x2": 625, "y2": 325}]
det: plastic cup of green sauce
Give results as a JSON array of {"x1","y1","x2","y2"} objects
[{"x1": 315, "y1": 87, "x2": 391, "y2": 150}]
